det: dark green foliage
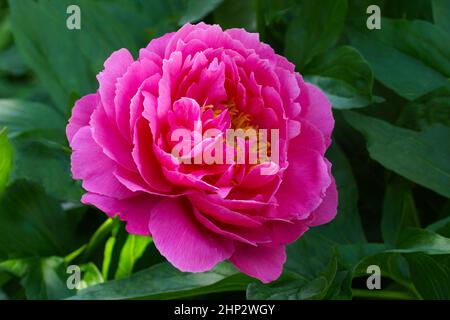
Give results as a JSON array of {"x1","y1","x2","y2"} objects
[{"x1": 0, "y1": 0, "x2": 448, "y2": 300}]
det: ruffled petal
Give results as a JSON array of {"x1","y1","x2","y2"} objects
[
  {"x1": 275, "y1": 146, "x2": 331, "y2": 219},
  {"x1": 67, "y1": 93, "x2": 99, "y2": 145},
  {"x1": 298, "y1": 81, "x2": 334, "y2": 148},
  {"x1": 149, "y1": 198, "x2": 234, "y2": 272},
  {"x1": 71, "y1": 127, "x2": 135, "y2": 199}
]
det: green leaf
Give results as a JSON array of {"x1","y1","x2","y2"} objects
[
  {"x1": 0, "y1": 99, "x2": 64, "y2": 140},
  {"x1": 10, "y1": 136, "x2": 82, "y2": 202},
  {"x1": 319, "y1": 143, "x2": 366, "y2": 244},
  {"x1": 257, "y1": 0, "x2": 296, "y2": 25},
  {"x1": 0, "y1": 14, "x2": 12, "y2": 51},
  {"x1": 213, "y1": 0, "x2": 256, "y2": 31},
  {"x1": 347, "y1": 19, "x2": 450, "y2": 100},
  {"x1": 405, "y1": 88, "x2": 450, "y2": 129},
  {"x1": 341, "y1": 229, "x2": 450, "y2": 300},
  {"x1": 405, "y1": 253, "x2": 450, "y2": 299},
  {"x1": 381, "y1": 178, "x2": 420, "y2": 245},
  {"x1": 285, "y1": 0, "x2": 348, "y2": 69},
  {"x1": 392, "y1": 228, "x2": 450, "y2": 255},
  {"x1": 178, "y1": 0, "x2": 224, "y2": 25},
  {"x1": 0, "y1": 181, "x2": 75, "y2": 259},
  {"x1": 352, "y1": 252, "x2": 419, "y2": 298},
  {"x1": 0, "y1": 256, "x2": 72, "y2": 300},
  {"x1": 70, "y1": 262, "x2": 252, "y2": 300},
  {"x1": 427, "y1": 216, "x2": 450, "y2": 237},
  {"x1": 9, "y1": 0, "x2": 180, "y2": 112},
  {"x1": 0, "y1": 128, "x2": 12, "y2": 195},
  {"x1": 344, "y1": 111, "x2": 450, "y2": 197},
  {"x1": 432, "y1": 0, "x2": 450, "y2": 33},
  {"x1": 79, "y1": 263, "x2": 104, "y2": 290},
  {"x1": 115, "y1": 235, "x2": 152, "y2": 279},
  {"x1": 0, "y1": 99, "x2": 80, "y2": 201},
  {"x1": 0, "y1": 46, "x2": 27, "y2": 76},
  {"x1": 247, "y1": 252, "x2": 338, "y2": 300},
  {"x1": 20, "y1": 257, "x2": 71, "y2": 300},
  {"x1": 304, "y1": 46, "x2": 376, "y2": 109}
]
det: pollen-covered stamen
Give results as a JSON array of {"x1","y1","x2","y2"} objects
[
  {"x1": 202, "y1": 101, "x2": 254, "y2": 130},
  {"x1": 226, "y1": 101, "x2": 253, "y2": 130},
  {"x1": 200, "y1": 101, "x2": 273, "y2": 165}
]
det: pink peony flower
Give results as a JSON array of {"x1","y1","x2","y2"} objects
[{"x1": 66, "y1": 23, "x2": 337, "y2": 283}]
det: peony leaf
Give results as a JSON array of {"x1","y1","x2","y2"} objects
[
  {"x1": 213, "y1": 0, "x2": 256, "y2": 31},
  {"x1": 318, "y1": 143, "x2": 366, "y2": 244},
  {"x1": 69, "y1": 262, "x2": 252, "y2": 300},
  {"x1": 285, "y1": 0, "x2": 348, "y2": 69},
  {"x1": 405, "y1": 253, "x2": 450, "y2": 299},
  {"x1": 247, "y1": 252, "x2": 338, "y2": 300},
  {"x1": 0, "y1": 181, "x2": 76, "y2": 259},
  {"x1": 0, "y1": 256, "x2": 72, "y2": 300},
  {"x1": 381, "y1": 177, "x2": 420, "y2": 245},
  {"x1": 304, "y1": 46, "x2": 378, "y2": 109},
  {"x1": 0, "y1": 99, "x2": 64, "y2": 140},
  {"x1": 347, "y1": 19, "x2": 450, "y2": 101},
  {"x1": 9, "y1": 0, "x2": 181, "y2": 113},
  {"x1": 344, "y1": 111, "x2": 450, "y2": 197},
  {"x1": 427, "y1": 216, "x2": 450, "y2": 238},
  {"x1": 391, "y1": 228, "x2": 450, "y2": 255},
  {"x1": 179, "y1": 0, "x2": 224, "y2": 25},
  {"x1": 0, "y1": 100, "x2": 81, "y2": 201},
  {"x1": 432, "y1": 0, "x2": 450, "y2": 33}
]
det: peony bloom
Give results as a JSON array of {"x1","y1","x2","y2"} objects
[{"x1": 66, "y1": 23, "x2": 337, "y2": 283}]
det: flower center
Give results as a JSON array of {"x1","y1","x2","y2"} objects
[{"x1": 201, "y1": 102, "x2": 271, "y2": 165}]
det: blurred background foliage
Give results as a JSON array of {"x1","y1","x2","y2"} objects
[{"x1": 0, "y1": 0, "x2": 449, "y2": 300}]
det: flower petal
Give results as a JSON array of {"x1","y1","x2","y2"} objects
[
  {"x1": 229, "y1": 243, "x2": 286, "y2": 283},
  {"x1": 149, "y1": 198, "x2": 234, "y2": 272},
  {"x1": 299, "y1": 81, "x2": 334, "y2": 148},
  {"x1": 67, "y1": 93, "x2": 99, "y2": 145},
  {"x1": 309, "y1": 177, "x2": 338, "y2": 226},
  {"x1": 276, "y1": 146, "x2": 331, "y2": 219},
  {"x1": 82, "y1": 192, "x2": 159, "y2": 236},
  {"x1": 97, "y1": 49, "x2": 134, "y2": 120},
  {"x1": 71, "y1": 127, "x2": 135, "y2": 199}
]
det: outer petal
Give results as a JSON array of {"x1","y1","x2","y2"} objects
[
  {"x1": 67, "y1": 93, "x2": 99, "y2": 145},
  {"x1": 298, "y1": 81, "x2": 334, "y2": 148},
  {"x1": 149, "y1": 198, "x2": 235, "y2": 272},
  {"x1": 97, "y1": 49, "x2": 134, "y2": 120},
  {"x1": 266, "y1": 219, "x2": 309, "y2": 245},
  {"x1": 71, "y1": 127, "x2": 134, "y2": 199},
  {"x1": 308, "y1": 178, "x2": 338, "y2": 226},
  {"x1": 140, "y1": 31, "x2": 175, "y2": 59},
  {"x1": 296, "y1": 120, "x2": 326, "y2": 155},
  {"x1": 82, "y1": 192, "x2": 159, "y2": 236},
  {"x1": 229, "y1": 243, "x2": 286, "y2": 283},
  {"x1": 90, "y1": 104, "x2": 136, "y2": 172},
  {"x1": 275, "y1": 145, "x2": 331, "y2": 219}
]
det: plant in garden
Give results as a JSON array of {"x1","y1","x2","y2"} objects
[{"x1": 0, "y1": 0, "x2": 449, "y2": 300}]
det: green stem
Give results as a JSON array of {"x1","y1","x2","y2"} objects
[
  {"x1": 352, "y1": 289, "x2": 418, "y2": 300},
  {"x1": 80, "y1": 218, "x2": 115, "y2": 262}
]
